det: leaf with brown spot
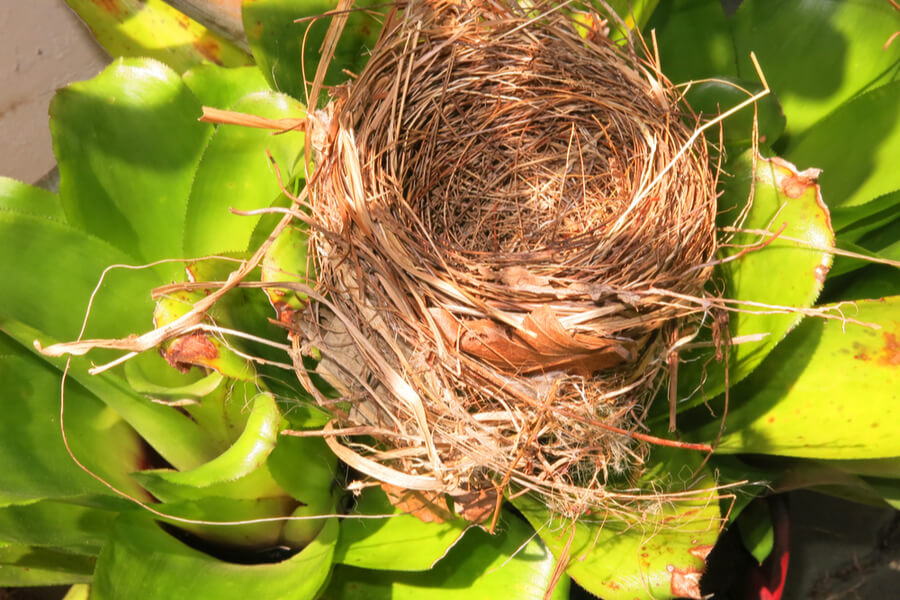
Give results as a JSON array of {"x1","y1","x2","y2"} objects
[
  {"x1": 65, "y1": 0, "x2": 251, "y2": 73},
  {"x1": 380, "y1": 483, "x2": 454, "y2": 524}
]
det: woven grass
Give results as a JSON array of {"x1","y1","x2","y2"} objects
[{"x1": 293, "y1": 0, "x2": 720, "y2": 519}]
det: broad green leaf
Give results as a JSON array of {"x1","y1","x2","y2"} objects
[
  {"x1": 514, "y1": 452, "x2": 720, "y2": 600},
  {"x1": 693, "y1": 297, "x2": 900, "y2": 459},
  {"x1": 267, "y1": 435, "x2": 338, "y2": 503},
  {"x1": 183, "y1": 92, "x2": 305, "y2": 257},
  {"x1": 648, "y1": 0, "x2": 737, "y2": 86},
  {"x1": 334, "y1": 487, "x2": 469, "y2": 571},
  {"x1": 0, "y1": 177, "x2": 65, "y2": 223},
  {"x1": 1, "y1": 319, "x2": 218, "y2": 472},
  {"x1": 282, "y1": 490, "x2": 339, "y2": 547},
  {"x1": 650, "y1": 1, "x2": 900, "y2": 143},
  {"x1": 63, "y1": 584, "x2": 91, "y2": 600},
  {"x1": 785, "y1": 81, "x2": 900, "y2": 209},
  {"x1": 183, "y1": 63, "x2": 272, "y2": 109},
  {"x1": 325, "y1": 510, "x2": 569, "y2": 600},
  {"x1": 0, "y1": 544, "x2": 94, "y2": 587},
  {"x1": 51, "y1": 58, "x2": 213, "y2": 279},
  {"x1": 863, "y1": 477, "x2": 900, "y2": 511},
  {"x1": 0, "y1": 211, "x2": 158, "y2": 346},
  {"x1": 730, "y1": 0, "x2": 900, "y2": 139},
  {"x1": 65, "y1": 0, "x2": 252, "y2": 73},
  {"x1": 0, "y1": 499, "x2": 116, "y2": 555},
  {"x1": 92, "y1": 515, "x2": 336, "y2": 600},
  {"x1": 825, "y1": 457, "x2": 900, "y2": 479},
  {"x1": 831, "y1": 191, "x2": 900, "y2": 240},
  {"x1": 261, "y1": 222, "x2": 312, "y2": 312},
  {"x1": 139, "y1": 393, "x2": 281, "y2": 489},
  {"x1": 242, "y1": 0, "x2": 381, "y2": 102},
  {"x1": 684, "y1": 78, "x2": 785, "y2": 146},
  {"x1": 734, "y1": 500, "x2": 773, "y2": 565},
  {"x1": 0, "y1": 342, "x2": 144, "y2": 505},
  {"x1": 155, "y1": 496, "x2": 297, "y2": 548},
  {"x1": 674, "y1": 151, "x2": 833, "y2": 408},
  {"x1": 125, "y1": 351, "x2": 224, "y2": 398}
]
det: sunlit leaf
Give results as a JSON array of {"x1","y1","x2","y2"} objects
[
  {"x1": 334, "y1": 486, "x2": 469, "y2": 571},
  {"x1": 65, "y1": 0, "x2": 252, "y2": 73},
  {"x1": 50, "y1": 58, "x2": 213, "y2": 281},
  {"x1": 0, "y1": 544, "x2": 94, "y2": 587},
  {"x1": 0, "y1": 338, "x2": 144, "y2": 505},
  {"x1": 785, "y1": 81, "x2": 900, "y2": 209},
  {"x1": 183, "y1": 92, "x2": 305, "y2": 257},
  {"x1": 514, "y1": 450, "x2": 720, "y2": 600},
  {"x1": 92, "y1": 515, "x2": 336, "y2": 600},
  {"x1": 673, "y1": 150, "x2": 833, "y2": 408},
  {"x1": 691, "y1": 297, "x2": 900, "y2": 459},
  {"x1": 0, "y1": 177, "x2": 65, "y2": 223},
  {"x1": 182, "y1": 63, "x2": 271, "y2": 109},
  {"x1": 326, "y1": 510, "x2": 569, "y2": 600}
]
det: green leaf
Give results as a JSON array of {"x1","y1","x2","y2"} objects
[
  {"x1": 831, "y1": 191, "x2": 900, "y2": 239},
  {"x1": 650, "y1": 1, "x2": 900, "y2": 143},
  {"x1": 261, "y1": 222, "x2": 312, "y2": 312},
  {"x1": 325, "y1": 510, "x2": 569, "y2": 600},
  {"x1": 0, "y1": 544, "x2": 94, "y2": 587},
  {"x1": 183, "y1": 92, "x2": 305, "y2": 257},
  {"x1": 694, "y1": 297, "x2": 900, "y2": 459},
  {"x1": 514, "y1": 450, "x2": 720, "y2": 600},
  {"x1": 1, "y1": 319, "x2": 218, "y2": 472},
  {"x1": 267, "y1": 435, "x2": 338, "y2": 503},
  {"x1": 139, "y1": 393, "x2": 281, "y2": 489},
  {"x1": 824, "y1": 457, "x2": 900, "y2": 479},
  {"x1": 64, "y1": 0, "x2": 252, "y2": 73},
  {"x1": 0, "y1": 499, "x2": 116, "y2": 555},
  {"x1": 242, "y1": 0, "x2": 382, "y2": 101},
  {"x1": 51, "y1": 58, "x2": 213, "y2": 278},
  {"x1": 92, "y1": 515, "x2": 336, "y2": 600},
  {"x1": 182, "y1": 64, "x2": 272, "y2": 109},
  {"x1": 734, "y1": 500, "x2": 773, "y2": 565},
  {"x1": 155, "y1": 496, "x2": 298, "y2": 548},
  {"x1": 0, "y1": 177, "x2": 65, "y2": 223},
  {"x1": 0, "y1": 341, "x2": 144, "y2": 505},
  {"x1": 63, "y1": 584, "x2": 91, "y2": 600},
  {"x1": 125, "y1": 351, "x2": 224, "y2": 398},
  {"x1": 334, "y1": 487, "x2": 469, "y2": 571},
  {"x1": 785, "y1": 81, "x2": 900, "y2": 209},
  {"x1": 675, "y1": 151, "x2": 833, "y2": 408},
  {"x1": 730, "y1": 0, "x2": 900, "y2": 139},
  {"x1": 684, "y1": 78, "x2": 785, "y2": 146},
  {"x1": 0, "y1": 211, "x2": 159, "y2": 346}
]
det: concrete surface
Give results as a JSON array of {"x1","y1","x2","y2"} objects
[{"x1": 0, "y1": 0, "x2": 109, "y2": 183}]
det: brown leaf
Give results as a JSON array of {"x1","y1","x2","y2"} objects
[
  {"x1": 381, "y1": 483, "x2": 454, "y2": 524},
  {"x1": 449, "y1": 487, "x2": 500, "y2": 524},
  {"x1": 429, "y1": 306, "x2": 633, "y2": 376}
]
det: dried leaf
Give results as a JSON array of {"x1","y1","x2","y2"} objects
[
  {"x1": 449, "y1": 487, "x2": 500, "y2": 524},
  {"x1": 430, "y1": 306, "x2": 633, "y2": 376},
  {"x1": 381, "y1": 483, "x2": 454, "y2": 524}
]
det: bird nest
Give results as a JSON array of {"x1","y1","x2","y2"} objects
[{"x1": 293, "y1": 0, "x2": 719, "y2": 519}]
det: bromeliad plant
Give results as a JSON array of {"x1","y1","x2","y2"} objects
[{"x1": 0, "y1": 1, "x2": 898, "y2": 599}]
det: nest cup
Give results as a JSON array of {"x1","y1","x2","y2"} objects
[{"x1": 296, "y1": 0, "x2": 718, "y2": 517}]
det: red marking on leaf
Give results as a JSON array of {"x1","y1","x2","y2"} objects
[
  {"x1": 163, "y1": 333, "x2": 218, "y2": 373},
  {"x1": 91, "y1": 0, "x2": 123, "y2": 17},
  {"x1": 878, "y1": 332, "x2": 900, "y2": 366},
  {"x1": 193, "y1": 34, "x2": 223, "y2": 65}
]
